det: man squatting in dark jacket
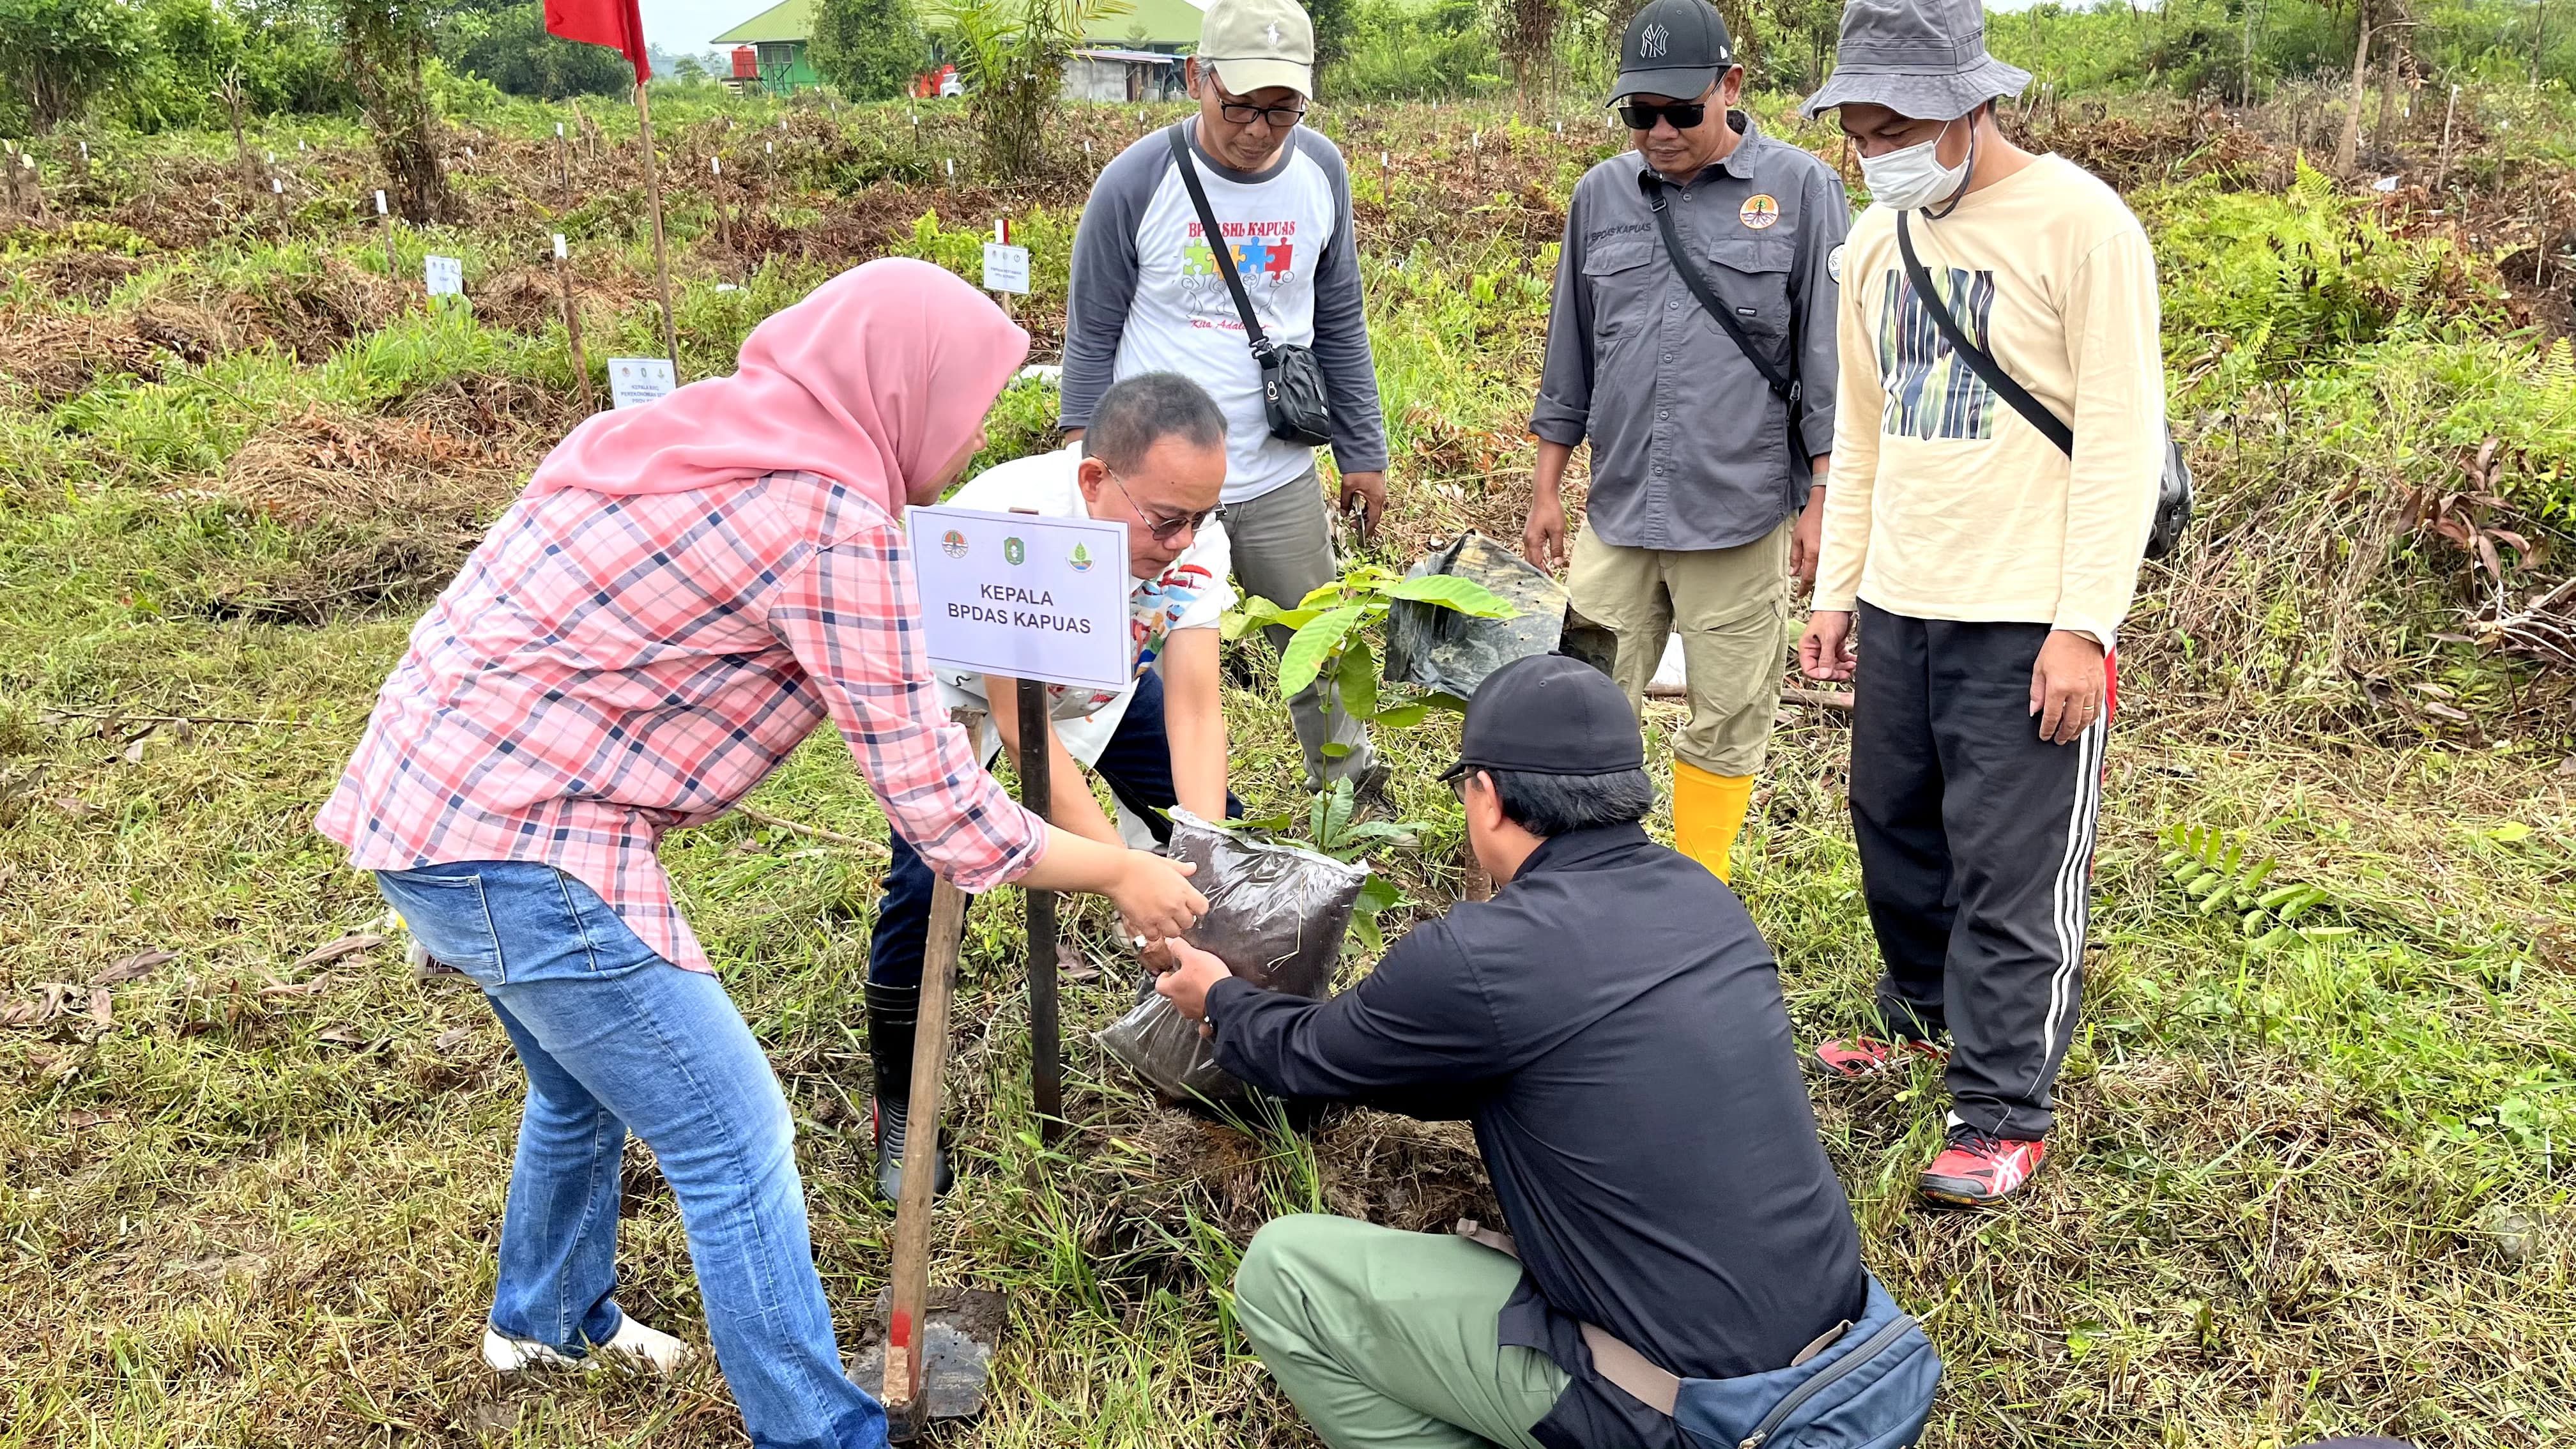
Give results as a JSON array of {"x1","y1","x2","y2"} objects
[{"x1": 1152, "y1": 655, "x2": 1871, "y2": 1449}]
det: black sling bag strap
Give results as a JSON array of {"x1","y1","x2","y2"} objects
[
  {"x1": 1639, "y1": 172, "x2": 1805, "y2": 464},
  {"x1": 1894, "y1": 210, "x2": 2073, "y2": 452},
  {"x1": 1165, "y1": 124, "x2": 1333, "y2": 448},
  {"x1": 1896, "y1": 210, "x2": 2193, "y2": 559}
]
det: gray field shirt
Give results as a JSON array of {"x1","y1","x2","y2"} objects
[
  {"x1": 1062, "y1": 121, "x2": 1388, "y2": 505},
  {"x1": 1531, "y1": 116, "x2": 1850, "y2": 553}
]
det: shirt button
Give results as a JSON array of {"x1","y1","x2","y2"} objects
[
  {"x1": 1661, "y1": 353, "x2": 1672, "y2": 362},
  {"x1": 1667, "y1": 299, "x2": 1677, "y2": 309},
  {"x1": 1659, "y1": 409, "x2": 1669, "y2": 418}
]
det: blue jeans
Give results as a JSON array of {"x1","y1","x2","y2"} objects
[
  {"x1": 865, "y1": 669, "x2": 1241, "y2": 990},
  {"x1": 374, "y1": 862, "x2": 885, "y2": 1449}
]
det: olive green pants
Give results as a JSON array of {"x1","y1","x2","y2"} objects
[
  {"x1": 1232, "y1": 1215, "x2": 1570, "y2": 1449},
  {"x1": 1567, "y1": 518, "x2": 1793, "y2": 779}
]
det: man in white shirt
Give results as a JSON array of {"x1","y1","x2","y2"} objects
[
  {"x1": 1062, "y1": 0, "x2": 1388, "y2": 801},
  {"x1": 865, "y1": 374, "x2": 1239, "y2": 1199}
]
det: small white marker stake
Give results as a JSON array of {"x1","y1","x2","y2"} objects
[
  {"x1": 712, "y1": 156, "x2": 721, "y2": 174},
  {"x1": 375, "y1": 189, "x2": 387, "y2": 215},
  {"x1": 765, "y1": 141, "x2": 773, "y2": 155},
  {"x1": 554, "y1": 233, "x2": 568, "y2": 260},
  {"x1": 265, "y1": 150, "x2": 275, "y2": 164},
  {"x1": 272, "y1": 177, "x2": 282, "y2": 193},
  {"x1": 946, "y1": 157, "x2": 954, "y2": 178}
]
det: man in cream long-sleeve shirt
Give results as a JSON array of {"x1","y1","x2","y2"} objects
[{"x1": 1796, "y1": 0, "x2": 2164, "y2": 1209}]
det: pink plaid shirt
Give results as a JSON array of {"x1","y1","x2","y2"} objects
[{"x1": 316, "y1": 470, "x2": 1046, "y2": 972}]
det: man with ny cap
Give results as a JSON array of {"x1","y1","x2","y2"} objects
[
  {"x1": 1797, "y1": 0, "x2": 2166, "y2": 1207},
  {"x1": 1062, "y1": 0, "x2": 1392, "y2": 805},
  {"x1": 1524, "y1": 0, "x2": 1848, "y2": 885},
  {"x1": 1151, "y1": 654, "x2": 1871, "y2": 1449}
]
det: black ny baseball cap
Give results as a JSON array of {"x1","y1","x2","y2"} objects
[
  {"x1": 1611, "y1": 0, "x2": 1736, "y2": 105},
  {"x1": 1439, "y1": 654, "x2": 1645, "y2": 783}
]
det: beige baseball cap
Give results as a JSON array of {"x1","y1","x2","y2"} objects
[{"x1": 1199, "y1": 0, "x2": 1315, "y2": 99}]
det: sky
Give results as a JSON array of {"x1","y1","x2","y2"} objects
[{"x1": 642, "y1": 0, "x2": 762, "y2": 56}]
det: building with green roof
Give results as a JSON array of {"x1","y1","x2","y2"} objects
[
  {"x1": 709, "y1": 0, "x2": 1205, "y2": 98},
  {"x1": 710, "y1": 0, "x2": 823, "y2": 96}
]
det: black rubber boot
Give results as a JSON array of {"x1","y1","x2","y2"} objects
[{"x1": 865, "y1": 981, "x2": 953, "y2": 1204}]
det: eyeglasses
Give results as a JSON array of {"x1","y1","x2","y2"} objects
[
  {"x1": 1218, "y1": 95, "x2": 1308, "y2": 129},
  {"x1": 1618, "y1": 99, "x2": 1708, "y2": 132},
  {"x1": 1108, "y1": 469, "x2": 1222, "y2": 544}
]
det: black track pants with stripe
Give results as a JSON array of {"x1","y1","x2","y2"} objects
[{"x1": 1848, "y1": 602, "x2": 2108, "y2": 1142}]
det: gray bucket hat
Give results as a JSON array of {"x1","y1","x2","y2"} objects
[{"x1": 1800, "y1": 0, "x2": 2033, "y2": 121}]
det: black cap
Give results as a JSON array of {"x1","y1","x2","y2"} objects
[
  {"x1": 1439, "y1": 654, "x2": 1645, "y2": 783},
  {"x1": 1612, "y1": 0, "x2": 1735, "y2": 105}
]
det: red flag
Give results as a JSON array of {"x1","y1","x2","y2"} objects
[{"x1": 545, "y1": 0, "x2": 650, "y2": 85}]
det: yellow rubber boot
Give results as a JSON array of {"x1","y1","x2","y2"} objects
[{"x1": 1672, "y1": 761, "x2": 1755, "y2": 884}]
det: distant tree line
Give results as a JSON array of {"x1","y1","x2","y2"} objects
[{"x1": 0, "y1": 0, "x2": 2567, "y2": 135}]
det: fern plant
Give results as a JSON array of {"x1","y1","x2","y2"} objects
[{"x1": 2159, "y1": 824, "x2": 2352, "y2": 950}]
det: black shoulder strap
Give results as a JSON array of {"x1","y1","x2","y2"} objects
[
  {"x1": 1895, "y1": 211, "x2": 2074, "y2": 457},
  {"x1": 1166, "y1": 123, "x2": 1270, "y2": 355},
  {"x1": 1641, "y1": 174, "x2": 1795, "y2": 406}
]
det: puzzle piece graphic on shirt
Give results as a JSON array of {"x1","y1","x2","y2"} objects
[
  {"x1": 1234, "y1": 239, "x2": 1271, "y2": 276},
  {"x1": 1183, "y1": 240, "x2": 1216, "y2": 276},
  {"x1": 1262, "y1": 242, "x2": 1295, "y2": 277}
]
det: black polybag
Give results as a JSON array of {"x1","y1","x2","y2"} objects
[
  {"x1": 1096, "y1": 808, "x2": 1369, "y2": 1105},
  {"x1": 1383, "y1": 532, "x2": 1616, "y2": 698}
]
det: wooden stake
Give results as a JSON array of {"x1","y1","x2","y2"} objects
[
  {"x1": 556, "y1": 121, "x2": 570, "y2": 204},
  {"x1": 555, "y1": 235, "x2": 596, "y2": 415},
  {"x1": 21, "y1": 153, "x2": 45, "y2": 222},
  {"x1": 377, "y1": 189, "x2": 397, "y2": 278},
  {"x1": 224, "y1": 72, "x2": 254, "y2": 197},
  {"x1": 1016, "y1": 678, "x2": 1062, "y2": 1142},
  {"x1": 632, "y1": 80, "x2": 681, "y2": 372},
  {"x1": 270, "y1": 172, "x2": 289, "y2": 239},
  {"x1": 2435, "y1": 82, "x2": 2459, "y2": 192},
  {"x1": 882, "y1": 870, "x2": 970, "y2": 1436}
]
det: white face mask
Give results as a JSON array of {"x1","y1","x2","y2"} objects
[{"x1": 1859, "y1": 118, "x2": 1972, "y2": 211}]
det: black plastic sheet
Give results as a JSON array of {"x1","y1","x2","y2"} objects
[{"x1": 1383, "y1": 532, "x2": 1613, "y2": 698}]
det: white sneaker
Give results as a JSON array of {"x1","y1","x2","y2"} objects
[{"x1": 482, "y1": 1316, "x2": 693, "y2": 1374}]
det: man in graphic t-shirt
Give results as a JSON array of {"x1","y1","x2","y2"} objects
[
  {"x1": 864, "y1": 373, "x2": 1240, "y2": 1199},
  {"x1": 1798, "y1": 0, "x2": 2166, "y2": 1208},
  {"x1": 1062, "y1": 0, "x2": 1389, "y2": 801}
]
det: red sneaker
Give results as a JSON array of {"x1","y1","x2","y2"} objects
[
  {"x1": 1814, "y1": 1036, "x2": 1948, "y2": 1079},
  {"x1": 1919, "y1": 1135, "x2": 2048, "y2": 1208}
]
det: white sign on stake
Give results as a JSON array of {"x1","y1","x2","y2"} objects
[
  {"x1": 945, "y1": 157, "x2": 954, "y2": 178},
  {"x1": 607, "y1": 356, "x2": 678, "y2": 410},
  {"x1": 272, "y1": 178, "x2": 283, "y2": 194},
  {"x1": 983, "y1": 240, "x2": 1031, "y2": 295},
  {"x1": 553, "y1": 233, "x2": 567, "y2": 261},
  {"x1": 906, "y1": 505, "x2": 1132, "y2": 692},
  {"x1": 374, "y1": 189, "x2": 387, "y2": 215},
  {"x1": 424, "y1": 254, "x2": 464, "y2": 296}
]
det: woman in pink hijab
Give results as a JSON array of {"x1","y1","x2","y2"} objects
[{"x1": 317, "y1": 259, "x2": 1202, "y2": 1448}]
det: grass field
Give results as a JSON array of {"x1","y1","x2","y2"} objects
[{"x1": 3, "y1": 86, "x2": 2575, "y2": 1448}]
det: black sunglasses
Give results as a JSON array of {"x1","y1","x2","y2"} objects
[
  {"x1": 1218, "y1": 96, "x2": 1308, "y2": 129},
  {"x1": 1618, "y1": 99, "x2": 1708, "y2": 132}
]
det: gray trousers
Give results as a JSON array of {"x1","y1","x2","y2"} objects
[{"x1": 1225, "y1": 466, "x2": 1375, "y2": 791}]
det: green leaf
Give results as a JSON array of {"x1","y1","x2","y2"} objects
[
  {"x1": 1390, "y1": 574, "x2": 1517, "y2": 618},
  {"x1": 1355, "y1": 873, "x2": 1404, "y2": 914},
  {"x1": 1277, "y1": 606, "x2": 1367, "y2": 696},
  {"x1": 1423, "y1": 691, "x2": 1471, "y2": 714},
  {"x1": 1370, "y1": 703, "x2": 1430, "y2": 728},
  {"x1": 1337, "y1": 636, "x2": 1379, "y2": 721},
  {"x1": 1297, "y1": 582, "x2": 1349, "y2": 609},
  {"x1": 1321, "y1": 777, "x2": 1356, "y2": 850},
  {"x1": 1321, "y1": 742, "x2": 1353, "y2": 758},
  {"x1": 1237, "y1": 812, "x2": 1297, "y2": 833},
  {"x1": 1351, "y1": 910, "x2": 1384, "y2": 953}
]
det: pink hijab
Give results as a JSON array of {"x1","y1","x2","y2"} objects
[{"x1": 524, "y1": 257, "x2": 1030, "y2": 514}]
